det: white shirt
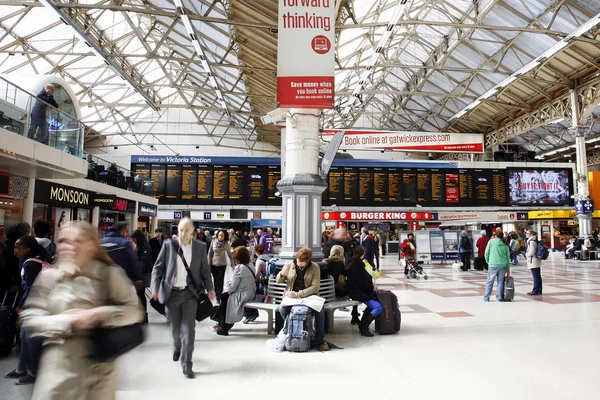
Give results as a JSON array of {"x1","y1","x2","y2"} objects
[{"x1": 174, "y1": 240, "x2": 192, "y2": 288}]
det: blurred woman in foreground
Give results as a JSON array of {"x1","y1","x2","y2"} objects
[{"x1": 20, "y1": 221, "x2": 143, "y2": 400}]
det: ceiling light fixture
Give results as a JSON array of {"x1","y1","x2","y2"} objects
[
  {"x1": 38, "y1": 0, "x2": 158, "y2": 112},
  {"x1": 450, "y1": 12, "x2": 600, "y2": 122}
]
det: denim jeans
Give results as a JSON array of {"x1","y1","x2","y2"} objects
[
  {"x1": 484, "y1": 267, "x2": 508, "y2": 301},
  {"x1": 278, "y1": 305, "x2": 325, "y2": 345},
  {"x1": 16, "y1": 328, "x2": 42, "y2": 376},
  {"x1": 510, "y1": 251, "x2": 519, "y2": 265},
  {"x1": 530, "y1": 267, "x2": 543, "y2": 294}
]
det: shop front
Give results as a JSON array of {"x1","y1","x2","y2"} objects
[
  {"x1": 137, "y1": 202, "x2": 157, "y2": 233},
  {"x1": 0, "y1": 172, "x2": 29, "y2": 241},
  {"x1": 527, "y1": 210, "x2": 578, "y2": 250},
  {"x1": 94, "y1": 194, "x2": 137, "y2": 236},
  {"x1": 33, "y1": 180, "x2": 94, "y2": 239}
]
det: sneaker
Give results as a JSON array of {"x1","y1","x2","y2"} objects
[
  {"x1": 5, "y1": 370, "x2": 27, "y2": 379},
  {"x1": 16, "y1": 375, "x2": 36, "y2": 385},
  {"x1": 243, "y1": 316, "x2": 257, "y2": 324},
  {"x1": 317, "y1": 342, "x2": 330, "y2": 351}
]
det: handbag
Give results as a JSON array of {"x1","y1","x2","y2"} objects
[
  {"x1": 90, "y1": 266, "x2": 145, "y2": 362},
  {"x1": 173, "y1": 241, "x2": 214, "y2": 322}
]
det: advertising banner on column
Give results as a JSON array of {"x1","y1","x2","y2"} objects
[
  {"x1": 320, "y1": 129, "x2": 484, "y2": 153},
  {"x1": 277, "y1": 0, "x2": 335, "y2": 109}
]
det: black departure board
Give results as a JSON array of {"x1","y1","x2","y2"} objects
[
  {"x1": 445, "y1": 172, "x2": 459, "y2": 204},
  {"x1": 134, "y1": 164, "x2": 151, "y2": 181},
  {"x1": 248, "y1": 165, "x2": 265, "y2": 202},
  {"x1": 473, "y1": 169, "x2": 492, "y2": 205},
  {"x1": 181, "y1": 164, "x2": 197, "y2": 203},
  {"x1": 213, "y1": 165, "x2": 229, "y2": 201},
  {"x1": 328, "y1": 166, "x2": 343, "y2": 203},
  {"x1": 459, "y1": 169, "x2": 473, "y2": 205},
  {"x1": 402, "y1": 169, "x2": 417, "y2": 204},
  {"x1": 388, "y1": 168, "x2": 402, "y2": 203},
  {"x1": 267, "y1": 166, "x2": 281, "y2": 202},
  {"x1": 492, "y1": 170, "x2": 507, "y2": 205},
  {"x1": 197, "y1": 164, "x2": 213, "y2": 202},
  {"x1": 229, "y1": 165, "x2": 244, "y2": 201},
  {"x1": 373, "y1": 168, "x2": 387, "y2": 203},
  {"x1": 344, "y1": 167, "x2": 358, "y2": 203},
  {"x1": 430, "y1": 169, "x2": 446, "y2": 205},
  {"x1": 359, "y1": 168, "x2": 373, "y2": 203},
  {"x1": 150, "y1": 164, "x2": 166, "y2": 199},
  {"x1": 417, "y1": 169, "x2": 430, "y2": 204},
  {"x1": 165, "y1": 164, "x2": 182, "y2": 201}
]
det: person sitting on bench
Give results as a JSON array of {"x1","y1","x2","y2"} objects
[{"x1": 276, "y1": 247, "x2": 329, "y2": 351}]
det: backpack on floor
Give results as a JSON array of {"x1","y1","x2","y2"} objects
[
  {"x1": 535, "y1": 240, "x2": 549, "y2": 260},
  {"x1": 283, "y1": 305, "x2": 315, "y2": 352}
]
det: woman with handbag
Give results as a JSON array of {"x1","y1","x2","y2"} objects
[
  {"x1": 131, "y1": 229, "x2": 153, "y2": 323},
  {"x1": 20, "y1": 221, "x2": 144, "y2": 400},
  {"x1": 214, "y1": 246, "x2": 256, "y2": 336},
  {"x1": 208, "y1": 230, "x2": 234, "y2": 302},
  {"x1": 345, "y1": 246, "x2": 383, "y2": 337}
]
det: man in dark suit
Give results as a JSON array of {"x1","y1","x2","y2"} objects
[
  {"x1": 151, "y1": 218, "x2": 215, "y2": 379},
  {"x1": 28, "y1": 84, "x2": 59, "y2": 145},
  {"x1": 149, "y1": 228, "x2": 164, "y2": 265},
  {"x1": 361, "y1": 228, "x2": 376, "y2": 270}
]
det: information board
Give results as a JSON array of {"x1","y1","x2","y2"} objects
[
  {"x1": 181, "y1": 164, "x2": 197, "y2": 202},
  {"x1": 344, "y1": 167, "x2": 358, "y2": 203},
  {"x1": 359, "y1": 168, "x2": 373, "y2": 203},
  {"x1": 328, "y1": 166, "x2": 343, "y2": 203},
  {"x1": 197, "y1": 164, "x2": 213, "y2": 202},
  {"x1": 134, "y1": 164, "x2": 151, "y2": 181},
  {"x1": 165, "y1": 164, "x2": 182, "y2": 202},
  {"x1": 373, "y1": 167, "x2": 388, "y2": 204},
  {"x1": 267, "y1": 166, "x2": 281, "y2": 202},
  {"x1": 388, "y1": 168, "x2": 402, "y2": 203},
  {"x1": 430, "y1": 169, "x2": 446, "y2": 206},
  {"x1": 150, "y1": 164, "x2": 166, "y2": 199},
  {"x1": 402, "y1": 169, "x2": 417, "y2": 204},
  {"x1": 213, "y1": 165, "x2": 229, "y2": 201},
  {"x1": 248, "y1": 165, "x2": 266, "y2": 202},
  {"x1": 417, "y1": 169, "x2": 430, "y2": 204},
  {"x1": 459, "y1": 169, "x2": 473, "y2": 205},
  {"x1": 229, "y1": 165, "x2": 244, "y2": 201}
]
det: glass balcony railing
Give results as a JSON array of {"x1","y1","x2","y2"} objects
[
  {"x1": 0, "y1": 76, "x2": 84, "y2": 157},
  {"x1": 84, "y1": 153, "x2": 144, "y2": 193}
]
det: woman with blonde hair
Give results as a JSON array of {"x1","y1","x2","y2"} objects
[{"x1": 20, "y1": 221, "x2": 144, "y2": 400}]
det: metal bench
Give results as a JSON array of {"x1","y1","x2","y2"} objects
[{"x1": 244, "y1": 276, "x2": 360, "y2": 334}]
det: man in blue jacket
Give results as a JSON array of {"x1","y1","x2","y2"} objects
[
  {"x1": 101, "y1": 222, "x2": 142, "y2": 290},
  {"x1": 458, "y1": 230, "x2": 474, "y2": 271}
]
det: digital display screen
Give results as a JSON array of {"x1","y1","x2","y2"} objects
[
  {"x1": 165, "y1": 164, "x2": 182, "y2": 201},
  {"x1": 417, "y1": 169, "x2": 430, "y2": 204},
  {"x1": 446, "y1": 172, "x2": 459, "y2": 204},
  {"x1": 508, "y1": 169, "x2": 572, "y2": 205},
  {"x1": 430, "y1": 169, "x2": 446, "y2": 205},
  {"x1": 328, "y1": 166, "x2": 343, "y2": 203},
  {"x1": 373, "y1": 168, "x2": 387, "y2": 204},
  {"x1": 134, "y1": 164, "x2": 150, "y2": 181},
  {"x1": 229, "y1": 165, "x2": 244, "y2": 201},
  {"x1": 492, "y1": 170, "x2": 507, "y2": 205},
  {"x1": 402, "y1": 169, "x2": 417, "y2": 204},
  {"x1": 267, "y1": 166, "x2": 281, "y2": 202},
  {"x1": 197, "y1": 164, "x2": 213, "y2": 202},
  {"x1": 213, "y1": 165, "x2": 229, "y2": 201},
  {"x1": 181, "y1": 165, "x2": 197, "y2": 203},
  {"x1": 247, "y1": 165, "x2": 265, "y2": 202},
  {"x1": 388, "y1": 168, "x2": 402, "y2": 203},
  {"x1": 459, "y1": 169, "x2": 473, "y2": 205},
  {"x1": 150, "y1": 164, "x2": 166, "y2": 199},
  {"x1": 359, "y1": 168, "x2": 373, "y2": 203},
  {"x1": 344, "y1": 167, "x2": 358, "y2": 203},
  {"x1": 473, "y1": 169, "x2": 492, "y2": 205}
]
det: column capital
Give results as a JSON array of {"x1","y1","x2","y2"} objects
[{"x1": 569, "y1": 126, "x2": 587, "y2": 137}]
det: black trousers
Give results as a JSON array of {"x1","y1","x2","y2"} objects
[
  {"x1": 211, "y1": 265, "x2": 226, "y2": 301},
  {"x1": 459, "y1": 252, "x2": 472, "y2": 270},
  {"x1": 216, "y1": 292, "x2": 234, "y2": 331}
]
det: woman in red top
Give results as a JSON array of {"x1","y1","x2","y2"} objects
[
  {"x1": 476, "y1": 230, "x2": 490, "y2": 270},
  {"x1": 401, "y1": 234, "x2": 416, "y2": 276}
]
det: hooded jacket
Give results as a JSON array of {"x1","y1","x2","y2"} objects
[{"x1": 101, "y1": 230, "x2": 141, "y2": 282}]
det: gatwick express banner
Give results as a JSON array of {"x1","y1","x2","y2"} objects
[
  {"x1": 277, "y1": 0, "x2": 335, "y2": 109},
  {"x1": 320, "y1": 129, "x2": 485, "y2": 153}
]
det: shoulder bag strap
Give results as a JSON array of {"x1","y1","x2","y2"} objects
[
  {"x1": 173, "y1": 240, "x2": 202, "y2": 295},
  {"x1": 242, "y1": 263, "x2": 255, "y2": 278}
]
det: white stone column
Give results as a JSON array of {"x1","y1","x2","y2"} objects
[
  {"x1": 277, "y1": 109, "x2": 327, "y2": 262},
  {"x1": 92, "y1": 207, "x2": 100, "y2": 228},
  {"x1": 22, "y1": 178, "x2": 35, "y2": 225},
  {"x1": 571, "y1": 90, "x2": 593, "y2": 237}
]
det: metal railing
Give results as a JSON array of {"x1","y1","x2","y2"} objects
[{"x1": 0, "y1": 76, "x2": 84, "y2": 157}]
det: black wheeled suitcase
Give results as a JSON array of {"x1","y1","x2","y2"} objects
[
  {"x1": 0, "y1": 292, "x2": 19, "y2": 357},
  {"x1": 375, "y1": 290, "x2": 401, "y2": 334},
  {"x1": 503, "y1": 276, "x2": 515, "y2": 302}
]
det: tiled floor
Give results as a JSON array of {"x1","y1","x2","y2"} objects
[{"x1": 2, "y1": 252, "x2": 600, "y2": 399}]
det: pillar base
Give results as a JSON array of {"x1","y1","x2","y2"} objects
[
  {"x1": 276, "y1": 173, "x2": 327, "y2": 265},
  {"x1": 578, "y1": 213, "x2": 593, "y2": 237}
]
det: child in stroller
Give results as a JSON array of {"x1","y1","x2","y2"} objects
[{"x1": 402, "y1": 256, "x2": 429, "y2": 280}]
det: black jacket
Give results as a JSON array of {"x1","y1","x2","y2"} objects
[
  {"x1": 19, "y1": 258, "x2": 43, "y2": 309},
  {"x1": 149, "y1": 237, "x2": 164, "y2": 265},
  {"x1": 346, "y1": 258, "x2": 375, "y2": 303},
  {"x1": 136, "y1": 240, "x2": 153, "y2": 274},
  {"x1": 322, "y1": 239, "x2": 352, "y2": 258},
  {"x1": 32, "y1": 90, "x2": 59, "y2": 116},
  {"x1": 101, "y1": 230, "x2": 141, "y2": 282},
  {"x1": 1, "y1": 241, "x2": 20, "y2": 292}
]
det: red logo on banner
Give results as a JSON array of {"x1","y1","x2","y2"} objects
[
  {"x1": 410, "y1": 221, "x2": 419, "y2": 232},
  {"x1": 311, "y1": 35, "x2": 331, "y2": 54},
  {"x1": 336, "y1": 221, "x2": 346, "y2": 229},
  {"x1": 321, "y1": 212, "x2": 437, "y2": 221}
]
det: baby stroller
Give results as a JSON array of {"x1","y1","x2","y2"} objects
[{"x1": 401, "y1": 256, "x2": 428, "y2": 280}]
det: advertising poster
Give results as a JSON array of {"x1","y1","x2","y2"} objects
[
  {"x1": 277, "y1": 0, "x2": 335, "y2": 108},
  {"x1": 54, "y1": 207, "x2": 72, "y2": 235},
  {"x1": 77, "y1": 209, "x2": 90, "y2": 222},
  {"x1": 430, "y1": 231, "x2": 445, "y2": 261},
  {"x1": 415, "y1": 231, "x2": 431, "y2": 263},
  {"x1": 508, "y1": 169, "x2": 571, "y2": 205},
  {"x1": 444, "y1": 231, "x2": 459, "y2": 260}
]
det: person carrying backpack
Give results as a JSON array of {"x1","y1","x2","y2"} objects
[
  {"x1": 525, "y1": 230, "x2": 543, "y2": 296},
  {"x1": 458, "y1": 231, "x2": 473, "y2": 271}
]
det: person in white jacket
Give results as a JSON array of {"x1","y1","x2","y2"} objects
[{"x1": 525, "y1": 230, "x2": 543, "y2": 295}]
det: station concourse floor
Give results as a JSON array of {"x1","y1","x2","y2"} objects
[{"x1": 1, "y1": 252, "x2": 599, "y2": 400}]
